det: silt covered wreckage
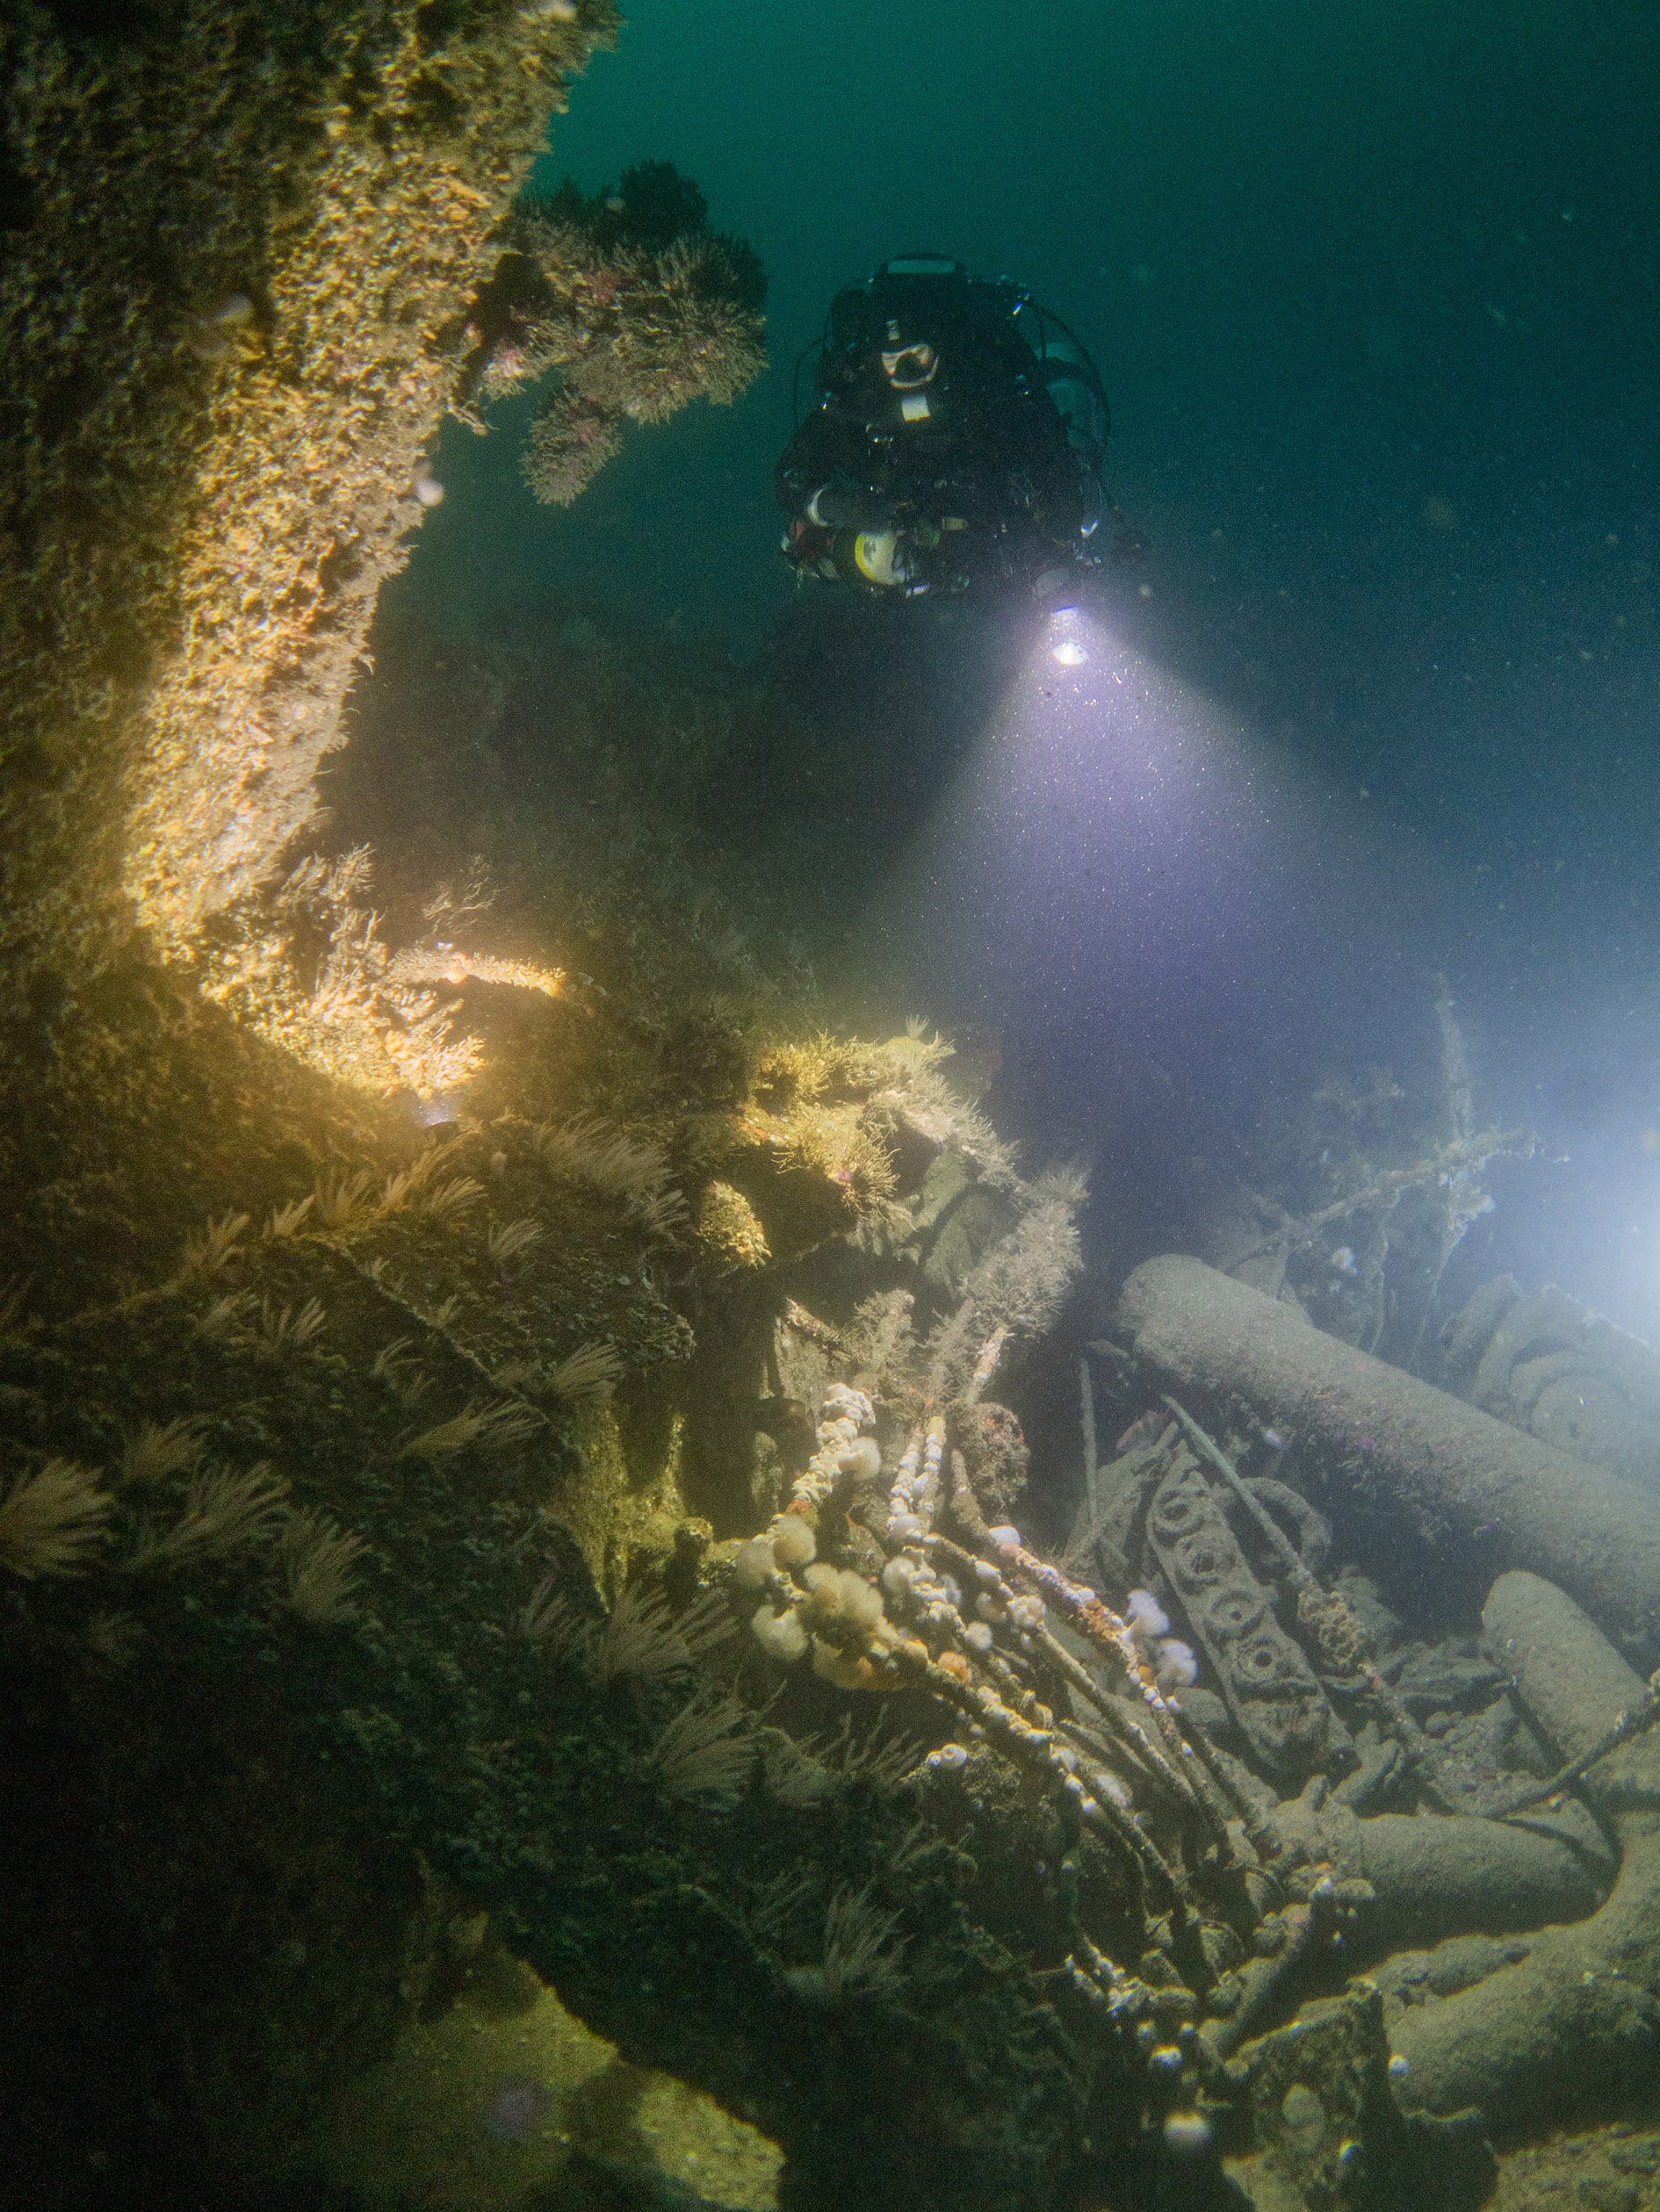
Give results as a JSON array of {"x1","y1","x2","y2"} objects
[{"x1": 6, "y1": 4, "x2": 1660, "y2": 2208}]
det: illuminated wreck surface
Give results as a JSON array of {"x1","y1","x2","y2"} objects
[{"x1": 4, "y1": 4, "x2": 1660, "y2": 2208}]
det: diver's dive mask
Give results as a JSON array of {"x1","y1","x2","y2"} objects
[{"x1": 879, "y1": 340, "x2": 938, "y2": 389}]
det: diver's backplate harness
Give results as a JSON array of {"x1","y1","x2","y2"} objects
[{"x1": 776, "y1": 254, "x2": 1110, "y2": 601}]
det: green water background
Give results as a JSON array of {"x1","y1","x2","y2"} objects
[{"x1": 393, "y1": 0, "x2": 1660, "y2": 1326}]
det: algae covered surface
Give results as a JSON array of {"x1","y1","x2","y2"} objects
[
  {"x1": 6, "y1": 3, "x2": 1660, "y2": 2211},
  {"x1": 317, "y1": 1969, "x2": 783, "y2": 2211}
]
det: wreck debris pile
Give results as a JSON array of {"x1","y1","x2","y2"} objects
[
  {"x1": 10, "y1": 945, "x2": 1660, "y2": 2207},
  {"x1": 1116, "y1": 1251, "x2": 1660, "y2": 1653},
  {"x1": 1388, "y1": 1572, "x2": 1660, "y2": 2130},
  {"x1": 677, "y1": 1169, "x2": 1660, "y2": 2195},
  {"x1": 1443, "y1": 1272, "x2": 1660, "y2": 1484}
]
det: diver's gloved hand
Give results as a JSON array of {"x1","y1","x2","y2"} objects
[
  {"x1": 1029, "y1": 555, "x2": 1099, "y2": 614},
  {"x1": 804, "y1": 482, "x2": 897, "y2": 533}
]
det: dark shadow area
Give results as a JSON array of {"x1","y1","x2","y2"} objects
[{"x1": 740, "y1": 591, "x2": 1037, "y2": 854}]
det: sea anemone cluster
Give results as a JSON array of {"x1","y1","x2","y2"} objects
[{"x1": 1125, "y1": 1586, "x2": 1201, "y2": 1692}]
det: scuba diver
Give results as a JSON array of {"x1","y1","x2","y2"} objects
[{"x1": 776, "y1": 253, "x2": 1111, "y2": 607}]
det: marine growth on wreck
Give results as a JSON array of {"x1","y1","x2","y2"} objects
[{"x1": 4, "y1": 5, "x2": 1660, "y2": 2212}]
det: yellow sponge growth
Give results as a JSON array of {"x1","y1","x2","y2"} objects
[{"x1": 694, "y1": 1179, "x2": 772, "y2": 1272}]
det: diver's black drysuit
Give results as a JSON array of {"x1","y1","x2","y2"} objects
[{"x1": 776, "y1": 258, "x2": 1107, "y2": 600}]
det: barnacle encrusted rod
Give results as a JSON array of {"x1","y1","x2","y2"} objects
[{"x1": 978, "y1": 1520, "x2": 1247, "y2": 1843}]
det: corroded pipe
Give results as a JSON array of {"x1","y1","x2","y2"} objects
[{"x1": 1269, "y1": 1789, "x2": 1612, "y2": 1952}]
